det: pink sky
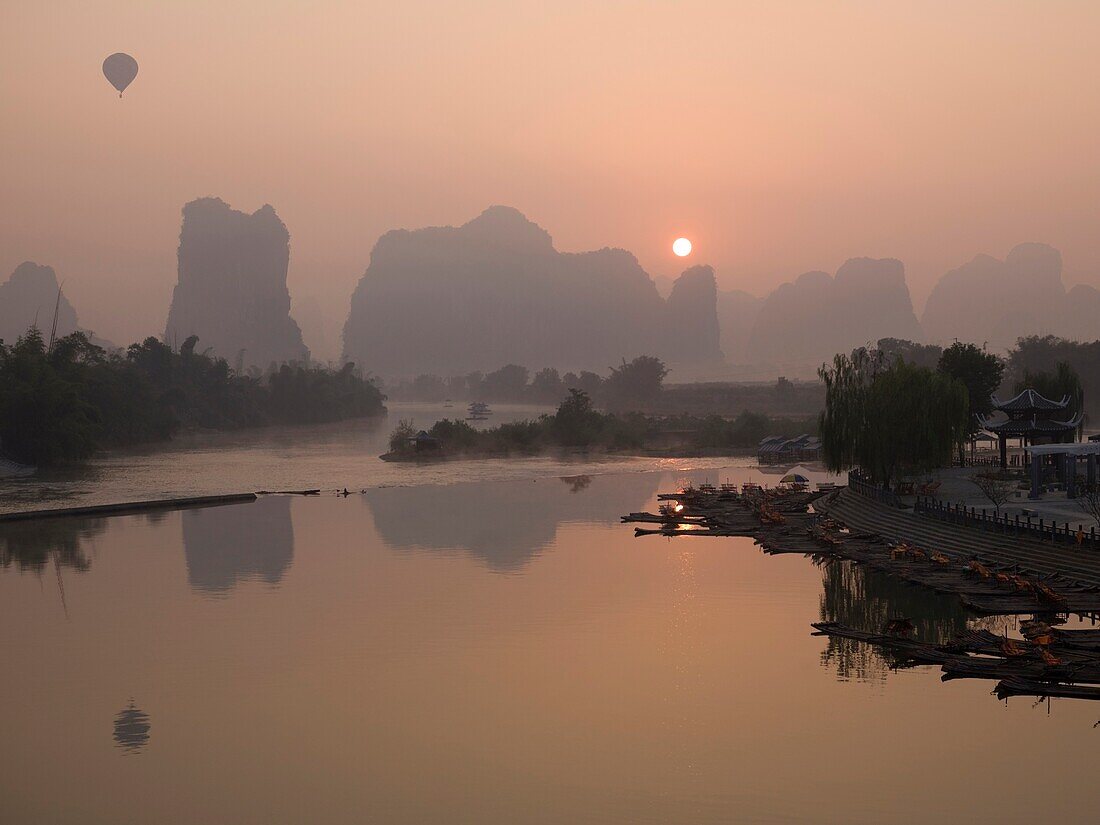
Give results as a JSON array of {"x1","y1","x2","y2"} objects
[{"x1": 3, "y1": 1, "x2": 1099, "y2": 348}]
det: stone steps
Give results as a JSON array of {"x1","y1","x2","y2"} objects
[{"x1": 820, "y1": 489, "x2": 1100, "y2": 589}]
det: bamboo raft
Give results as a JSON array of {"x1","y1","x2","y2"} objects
[
  {"x1": 625, "y1": 483, "x2": 1100, "y2": 702},
  {"x1": 623, "y1": 485, "x2": 1100, "y2": 615},
  {"x1": 812, "y1": 621, "x2": 1100, "y2": 701},
  {"x1": 994, "y1": 677, "x2": 1100, "y2": 701}
]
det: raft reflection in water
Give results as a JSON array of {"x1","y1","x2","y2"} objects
[{"x1": 817, "y1": 558, "x2": 971, "y2": 680}]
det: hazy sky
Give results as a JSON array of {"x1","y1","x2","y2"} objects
[{"x1": 3, "y1": 1, "x2": 1100, "y2": 347}]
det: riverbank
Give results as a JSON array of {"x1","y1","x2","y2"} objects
[
  {"x1": 0, "y1": 329, "x2": 386, "y2": 467},
  {"x1": 627, "y1": 481, "x2": 1100, "y2": 607},
  {"x1": 380, "y1": 445, "x2": 760, "y2": 463},
  {"x1": 817, "y1": 487, "x2": 1100, "y2": 591},
  {"x1": 384, "y1": 393, "x2": 813, "y2": 464},
  {"x1": 0, "y1": 405, "x2": 770, "y2": 516}
]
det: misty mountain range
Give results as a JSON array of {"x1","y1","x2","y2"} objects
[
  {"x1": 3, "y1": 201, "x2": 1095, "y2": 379},
  {"x1": 0, "y1": 262, "x2": 112, "y2": 349},
  {"x1": 921, "y1": 243, "x2": 1100, "y2": 351},
  {"x1": 343, "y1": 206, "x2": 722, "y2": 376}
]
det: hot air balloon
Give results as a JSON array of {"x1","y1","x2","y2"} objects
[{"x1": 102, "y1": 52, "x2": 138, "y2": 97}]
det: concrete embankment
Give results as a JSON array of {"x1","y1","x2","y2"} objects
[
  {"x1": 0, "y1": 493, "x2": 258, "y2": 524},
  {"x1": 819, "y1": 488, "x2": 1100, "y2": 589}
]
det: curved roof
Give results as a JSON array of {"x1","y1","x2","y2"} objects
[
  {"x1": 991, "y1": 388, "x2": 1069, "y2": 412},
  {"x1": 978, "y1": 411, "x2": 1082, "y2": 435}
]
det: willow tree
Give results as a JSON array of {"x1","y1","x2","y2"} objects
[{"x1": 819, "y1": 350, "x2": 969, "y2": 486}]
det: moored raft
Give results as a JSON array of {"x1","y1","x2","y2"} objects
[
  {"x1": 994, "y1": 677, "x2": 1100, "y2": 701},
  {"x1": 812, "y1": 621, "x2": 1100, "y2": 700}
]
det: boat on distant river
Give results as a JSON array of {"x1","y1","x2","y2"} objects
[{"x1": 466, "y1": 401, "x2": 492, "y2": 421}]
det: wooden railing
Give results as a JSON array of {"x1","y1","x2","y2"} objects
[
  {"x1": 951, "y1": 454, "x2": 1002, "y2": 468},
  {"x1": 914, "y1": 495, "x2": 1100, "y2": 548}
]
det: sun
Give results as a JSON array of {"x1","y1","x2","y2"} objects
[{"x1": 672, "y1": 237, "x2": 692, "y2": 257}]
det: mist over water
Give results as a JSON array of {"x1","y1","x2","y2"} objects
[
  {"x1": 5, "y1": 3, "x2": 1100, "y2": 822},
  {"x1": 2, "y1": 469, "x2": 1097, "y2": 824},
  {"x1": 0, "y1": 403, "x2": 759, "y2": 514}
]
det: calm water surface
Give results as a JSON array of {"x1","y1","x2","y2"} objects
[
  {"x1": 3, "y1": 464, "x2": 1099, "y2": 823},
  {"x1": 0, "y1": 403, "x2": 757, "y2": 514}
]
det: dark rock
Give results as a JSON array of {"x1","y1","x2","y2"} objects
[{"x1": 165, "y1": 198, "x2": 309, "y2": 369}]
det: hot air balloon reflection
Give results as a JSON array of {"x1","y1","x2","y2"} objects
[
  {"x1": 113, "y1": 700, "x2": 151, "y2": 753},
  {"x1": 102, "y1": 53, "x2": 138, "y2": 97}
]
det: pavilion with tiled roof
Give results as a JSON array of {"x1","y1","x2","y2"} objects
[{"x1": 977, "y1": 389, "x2": 1082, "y2": 470}]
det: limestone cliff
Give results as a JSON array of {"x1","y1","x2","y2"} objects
[
  {"x1": 921, "y1": 243, "x2": 1072, "y2": 349},
  {"x1": 747, "y1": 257, "x2": 922, "y2": 373},
  {"x1": 165, "y1": 198, "x2": 308, "y2": 368},
  {"x1": 342, "y1": 206, "x2": 720, "y2": 376}
]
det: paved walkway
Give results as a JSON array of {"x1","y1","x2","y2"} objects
[{"x1": 907, "y1": 467, "x2": 1098, "y2": 530}]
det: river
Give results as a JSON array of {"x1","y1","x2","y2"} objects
[
  {"x1": 1, "y1": 420, "x2": 1098, "y2": 823},
  {"x1": 0, "y1": 403, "x2": 758, "y2": 514}
]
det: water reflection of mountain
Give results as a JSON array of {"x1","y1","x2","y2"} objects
[
  {"x1": 0, "y1": 517, "x2": 105, "y2": 573},
  {"x1": 363, "y1": 473, "x2": 659, "y2": 571},
  {"x1": 182, "y1": 497, "x2": 294, "y2": 594},
  {"x1": 818, "y1": 559, "x2": 970, "y2": 681}
]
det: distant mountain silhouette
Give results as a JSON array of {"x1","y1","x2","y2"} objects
[
  {"x1": 747, "y1": 258, "x2": 922, "y2": 374},
  {"x1": 182, "y1": 496, "x2": 294, "y2": 594},
  {"x1": 664, "y1": 265, "x2": 723, "y2": 363},
  {"x1": 921, "y1": 243, "x2": 1099, "y2": 349},
  {"x1": 1062, "y1": 283, "x2": 1100, "y2": 342},
  {"x1": 292, "y1": 294, "x2": 333, "y2": 363},
  {"x1": 0, "y1": 262, "x2": 79, "y2": 344},
  {"x1": 165, "y1": 198, "x2": 309, "y2": 369},
  {"x1": 716, "y1": 289, "x2": 763, "y2": 364},
  {"x1": 342, "y1": 206, "x2": 722, "y2": 376},
  {"x1": 652, "y1": 274, "x2": 675, "y2": 299}
]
